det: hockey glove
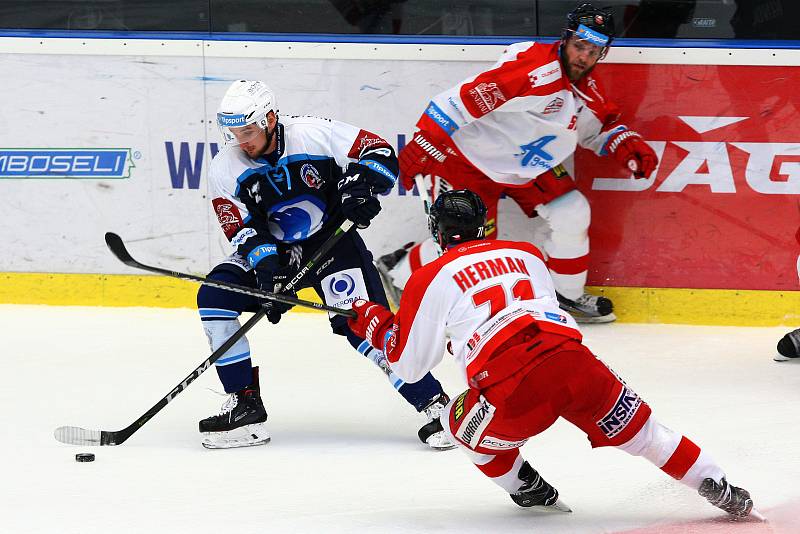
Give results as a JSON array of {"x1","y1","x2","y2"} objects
[
  {"x1": 398, "y1": 130, "x2": 450, "y2": 190},
  {"x1": 606, "y1": 130, "x2": 658, "y2": 179},
  {"x1": 254, "y1": 259, "x2": 296, "y2": 324},
  {"x1": 338, "y1": 165, "x2": 382, "y2": 229},
  {"x1": 348, "y1": 299, "x2": 395, "y2": 351}
]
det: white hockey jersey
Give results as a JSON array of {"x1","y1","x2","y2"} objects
[
  {"x1": 208, "y1": 115, "x2": 396, "y2": 256},
  {"x1": 417, "y1": 41, "x2": 628, "y2": 185},
  {"x1": 385, "y1": 239, "x2": 583, "y2": 385}
]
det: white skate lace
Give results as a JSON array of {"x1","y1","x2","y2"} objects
[{"x1": 215, "y1": 393, "x2": 238, "y2": 416}]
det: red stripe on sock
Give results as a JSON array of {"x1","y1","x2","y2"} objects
[
  {"x1": 547, "y1": 254, "x2": 589, "y2": 275},
  {"x1": 409, "y1": 243, "x2": 424, "y2": 272},
  {"x1": 660, "y1": 436, "x2": 701, "y2": 480},
  {"x1": 477, "y1": 451, "x2": 519, "y2": 479}
]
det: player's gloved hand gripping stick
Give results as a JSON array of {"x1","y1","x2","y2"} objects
[{"x1": 54, "y1": 221, "x2": 356, "y2": 446}]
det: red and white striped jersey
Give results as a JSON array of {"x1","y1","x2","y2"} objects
[
  {"x1": 385, "y1": 239, "x2": 582, "y2": 385},
  {"x1": 418, "y1": 41, "x2": 626, "y2": 186}
]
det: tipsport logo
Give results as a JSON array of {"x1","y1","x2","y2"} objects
[{"x1": 0, "y1": 148, "x2": 136, "y2": 179}]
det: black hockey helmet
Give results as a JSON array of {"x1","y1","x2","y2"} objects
[
  {"x1": 562, "y1": 3, "x2": 615, "y2": 54},
  {"x1": 429, "y1": 189, "x2": 487, "y2": 248}
]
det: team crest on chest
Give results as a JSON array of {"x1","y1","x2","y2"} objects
[{"x1": 301, "y1": 163, "x2": 323, "y2": 189}]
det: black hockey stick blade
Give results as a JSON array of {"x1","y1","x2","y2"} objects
[{"x1": 103, "y1": 232, "x2": 356, "y2": 318}]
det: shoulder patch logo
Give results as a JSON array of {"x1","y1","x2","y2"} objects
[{"x1": 468, "y1": 82, "x2": 507, "y2": 114}]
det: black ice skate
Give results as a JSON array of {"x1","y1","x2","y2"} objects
[
  {"x1": 417, "y1": 393, "x2": 456, "y2": 451},
  {"x1": 199, "y1": 367, "x2": 270, "y2": 449},
  {"x1": 510, "y1": 461, "x2": 571, "y2": 512},
  {"x1": 775, "y1": 328, "x2": 800, "y2": 361},
  {"x1": 698, "y1": 477, "x2": 762, "y2": 519},
  {"x1": 375, "y1": 244, "x2": 412, "y2": 309},
  {"x1": 556, "y1": 292, "x2": 616, "y2": 324}
]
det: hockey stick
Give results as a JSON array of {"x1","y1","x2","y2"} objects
[
  {"x1": 54, "y1": 221, "x2": 356, "y2": 446},
  {"x1": 414, "y1": 173, "x2": 432, "y2": 215},
  {"x1": 103, "y1": 231, "x2": 356, "y2": 317}
]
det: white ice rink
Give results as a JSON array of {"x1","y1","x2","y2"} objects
[{"x1": 3, "y1": 304, "x2": 799, "y2": 534}]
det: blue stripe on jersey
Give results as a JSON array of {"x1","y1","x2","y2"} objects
[
  {"x1": 215, "y1": 351, "x2": 251, "y2": 366},
  {"x1": 199, "y1": 308, "x2": 241, "y2": 319},
  {"x1": 360, "y1": 159, "x2": 397, "y2": 183},
  {"x1": 357, "y1": 340, "x2": 372, "y2": 354}
]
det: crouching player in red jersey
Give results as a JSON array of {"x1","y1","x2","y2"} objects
[{"x1": 348, "y1": 189, "x2": 761, "y2": 519}]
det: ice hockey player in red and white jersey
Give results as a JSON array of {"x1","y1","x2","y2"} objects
[
  {"x1": 349, "y1": 189, "x2": 760, "y2": 518},
  {"x1": 376, "y1": 3, "x2": 659, "y2": 323}
]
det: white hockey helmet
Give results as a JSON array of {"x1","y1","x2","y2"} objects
[{"x1": 216, "y1": 80, "x2": 278, "y2": 145}]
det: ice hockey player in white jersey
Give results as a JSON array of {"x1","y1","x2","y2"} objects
[
  {"x1": 348, "y1": 189, "x2": 760, "y2": 519},
  {"x1": 196, "y1": 80, "x2": 454, "y2": 450},
  {"x1": 376, "y1": 3, "x2": 659, "y2": 323}
]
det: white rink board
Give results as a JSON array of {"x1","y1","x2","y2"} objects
[
  {"x1": 0, "y1": 41, "x2": 499, "y2": 275},
  {"x1": 3, "y1": 37, "x2": 798, "y2": 276}
]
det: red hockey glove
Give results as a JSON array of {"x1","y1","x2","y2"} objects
[
  {"x1": 348, "y1": 299, "x2": 395, "y2": 350},
  {"x1": 606, "y1": 130, "x2": 658, "y2": 179},
  {"x1": 399, "y1": 130, "x2": 450, "y2": 190}
]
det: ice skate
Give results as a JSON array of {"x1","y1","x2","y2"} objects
[
  {"x1": 199, "y1": 367, "x2": 270, "y2": 449},
  {"x1": 510, "y1": 461, "x2": 571, "y2": 512},
  {"x1": 375, "y1": 244, "x2": 411, "y2": 309},
  {"x1": 417, "y1": 393, "x2": 456, "y2": 451},
  {"x1": 698, "y1": 477, "x2": 762, "y2": 519},
  {"x1": 556, "y1": 292, "x2": 616, "y2": 324},
  {"x1": 775, "y1": 328, "x2": 800, "y2": 361}
]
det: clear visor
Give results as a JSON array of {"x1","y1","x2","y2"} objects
[{"x1": 217, "y1": 113, "x2": 267, "y2": 146}]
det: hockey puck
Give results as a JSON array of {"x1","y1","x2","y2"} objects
[{"x1": 75, "y1": 453, "x2": 95, "y2": 462}]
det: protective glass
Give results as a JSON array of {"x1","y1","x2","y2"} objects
[{"x1": 217, "y1": 114, "x2": 266, "y2": 146}]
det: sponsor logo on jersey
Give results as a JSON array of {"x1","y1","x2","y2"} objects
[
  {"x1": 321, "y1": 268, "x2": 369, "y2": 310},
  {"x1": 267, "y1": 194, "x2": 327, "y2": 242},
  {"x1": 544, "y1": 311, "x2": 568, "y2": 323},
  {"x1": 300, "y1": 163, "x2": 323, "y2": 189},
  {"x1": 455, "y1": 396, "x2": 495, "y2": 448},
  {"x1": 0, "y1": 148, "x2": 135, "y2": 179},
  {"x1": 596, "y1": 386, "x2": 643, "y2": 439},
  {"x1": 528, "y1": 60, "x2": 561, "y2": 88},
  {"x1": 453, "y1": 391, "x2": 468, "y2": 421},
  {"x1": 543, "y1": 97, "x2": 565, "y2": 115},
  {"x1": 479, "y1": 436, "x2": 528, "y2": 450},
  {"x1": 231, "y1": 227, "x2": 256, "y2": 247},
  {"x1": 213, "y1": 198, "x2": 244, "y2": 239},
  {"x1": 468, "y1": 82, "x2": 507, "y2": 115},
  {"x1": 425, "y1": 102, "x2": 459, "y2": 135}
]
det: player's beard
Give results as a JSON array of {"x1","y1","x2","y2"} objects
[{"x1": 565, "y1": 59, "x2": 596, "y2": 82}]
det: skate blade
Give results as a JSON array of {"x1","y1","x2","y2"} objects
[
  {"x1": 774, "y1": 353, "x2": 799, "y2": 362},
  {"x1": 532, "y1": 498, "x2": 572, "y2": 513},
  {"x1": 573, "y1": 312, "x2": 617, "y2": 324},
  {"x1": 201, "y1": 423, "x2": 271, "y2": 449},
  {"x1": 425, "y1": 433, "x2": 458, "y2": 451},
  {"x1": 748, "y1": 507, "x2": 767, "y2": 521}
]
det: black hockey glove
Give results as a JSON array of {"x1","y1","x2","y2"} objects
[
  {"x1": 338, "y1": 165, "x2": 382, "y2": 229},
  {"x1": 254, "y1": 260, "x2": 296, "y2": 324}
]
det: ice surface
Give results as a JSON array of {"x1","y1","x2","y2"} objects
[{"x1": 2, "y1": 305, "x2": 799, "y2": 533}]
